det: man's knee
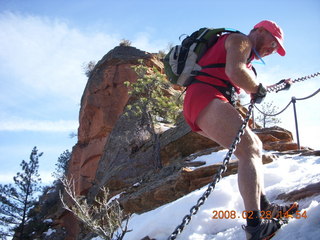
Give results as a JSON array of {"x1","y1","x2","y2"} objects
[
  {"x1": 236, "y1": 131, "x2": 262, "y2": 160},
  {"x1": 253, "y1": 133, "x2": 263, "y2": 152}
]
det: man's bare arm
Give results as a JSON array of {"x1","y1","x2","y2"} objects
[{"x1": 225, "y1": 33, "x2": 259, "y2": 94}]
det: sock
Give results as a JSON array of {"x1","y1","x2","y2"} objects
[
  {"x1": 246, "y1": 210, "x2": 261, "y2": 227},
  {"x1": 260, "y1": 194, "x2": 271, "y2": 210}
]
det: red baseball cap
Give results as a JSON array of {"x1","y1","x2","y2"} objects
[{"x1": 254, "y1": 20, "x2": 286, "y2": 56}]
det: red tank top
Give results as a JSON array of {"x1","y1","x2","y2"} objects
[{"x1": 194, "y1": 34, "x2": 254, "y2": 93}]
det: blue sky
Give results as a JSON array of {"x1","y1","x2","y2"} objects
[{"x1": 0, "y1": 0, "x2": 319, "y2": 185}]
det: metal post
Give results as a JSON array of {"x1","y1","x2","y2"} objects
[
  {"x1": 291, "y1": 97, "x2": 301, "y2": 150},
  {"x1": 252, "y1": 107, "x2": 255, "y2": 129}
]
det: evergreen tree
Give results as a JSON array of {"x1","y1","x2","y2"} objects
[
  {"x1": 0, "y1": 147, "x2": 42, "y2": 239},
  {"x1": 124, "y1": 61, "x2": 182, "y2": 169},
  {"x1": 52, "y1": 149, "x2": 71, "y2": 180}
]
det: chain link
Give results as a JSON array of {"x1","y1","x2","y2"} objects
[
  {"x1": 292, "y1": 71, "x2": 320, "y2": 83},
  {"x1": 267, "y1": 72, "x2": 320, "y2": 93},
  {"x1": 168, "y1": 103, "x2": 254, "y2": 240},
  {"x1": 267, "y1": 82, "x2": 286, "y2": 93}
]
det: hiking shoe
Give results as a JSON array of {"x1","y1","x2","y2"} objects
[
  {"x1": 263, "y1": 202, "x2": 299, "y2": 219},
  {"x1": 243, "y1": 218, "x2": 286, "y2": 240}
]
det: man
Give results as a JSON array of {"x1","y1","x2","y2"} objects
[{"x1": 183, "y1": 20, "x2": 298, "y2": 239}]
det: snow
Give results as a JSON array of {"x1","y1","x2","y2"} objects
[
  {"x1": 188, "y1": 149, "x2": 234, "y2": 168},
  {"x1": 107, "y1": 192, "x2": 124, "y2": 205},
  {"x1": 133, "y1": 182, "x2": 141, "y2": 187},
  {"x1": 43, "y1": 218, "x2": 53, "y2": 223},
  {"x1": 93, "y1": 150, "x2": 320, "y2": 240},
  {"x1": 44, "y1": 228, "x2": 56, "y2": 236}
]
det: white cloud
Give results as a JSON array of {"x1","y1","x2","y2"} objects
[
  {"x1": 0, "y1": 12, "x2": 168, "y2": 103},
  {"x1": 39, "y1": 170, "x2": 56, "y2": 185},
  {"x1": 0, "y1": 12, "x2": 120, "y2": 103},
  {"x1": 0, "y1": 170, "x2": 55, "y2": 187},
  {"x1": 0, "y1": 172, "x2": 15, "y2": 184},
  {"x1": 0, "y1": 118, "x2": 78, "y2": 132},
  {"x1": 132, "y1": 31, "x2": 168, "y2": 53}
]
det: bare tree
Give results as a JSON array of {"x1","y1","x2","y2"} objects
[
  {"x1": 60, "y1": 177, "x2": 131, "y2": 240},
  {"x1": 83, "y1": 61, "x2": 96, "y2": 78},
  {"x1": 255, "y1": 101, "x2": 282, "y2": 128},
  {"x1": 119, "y1": 39, "x2": 132, "y2": 47}
]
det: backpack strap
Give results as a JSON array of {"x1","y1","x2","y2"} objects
[
  {"x1": 191, "y1": 63, "x2": 230, "y2": 87},
  {"x1": 191, "y1": 63, "x2": 226, "y2": 78},
  {"x1": 201, "y1": 63, "x2": 226, "y2": 69}
]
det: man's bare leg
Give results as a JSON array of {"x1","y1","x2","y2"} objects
[{"x1": 195, "y1": 99, "x2": 263, "y2": 211}]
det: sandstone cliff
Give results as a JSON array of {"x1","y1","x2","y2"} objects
[{"x1": 68, "y1": 46, "x2": 163, "y2": 196}]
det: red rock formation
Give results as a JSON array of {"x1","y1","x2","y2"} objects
[
  {"x1": 67, "y1": 46, "x2": 163, "y2": 196},
  {"x1": 254, "y1": 126, "x2": 301, "y2": 151},
  {"x1": 277, "y1": 181, "x2": 320, "y2": 201}
]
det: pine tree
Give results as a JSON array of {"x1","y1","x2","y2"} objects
[
  {"x1": 0, "y1": 147, "x2": 42, "y2": 239},
  {"x1": 52, "y1": 149, "x2": 71, "y2": 180},
  {"x1": 124, "y1": 61, "x2": 182, "y2": 169}
]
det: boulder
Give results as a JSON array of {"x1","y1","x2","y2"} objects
[{"x1": 254, "y1": 126, "x2": 300, "y2": 151}]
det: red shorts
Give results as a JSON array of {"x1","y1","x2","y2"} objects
[{"x1": 183, "y1": 83, "x2": 228, "y2": 132}]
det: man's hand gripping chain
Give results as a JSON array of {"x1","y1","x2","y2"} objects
[
  {"x1": 251, "y1": 78, "x2": 292, "y2": 104},
  {"x1": 251, "y1": 83, "x2": 267, "y2": 104}
]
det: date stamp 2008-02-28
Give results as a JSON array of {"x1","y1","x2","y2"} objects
[{"x1": 212, "y1": 210, "x2": 307, "y2": 220}]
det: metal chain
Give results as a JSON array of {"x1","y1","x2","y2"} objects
[
  {"x1": 168, "y1": 102, "x2": 254, "y2": 240},
  {"x1": 291, "y1": 71, "x2": 320, "y2": 83},
  {"x1": 267, "y1": 72, "x2": 320, "y2": 93},
  {"x1": 266, "y1": 81, "x2": 288, "y2": 93}
]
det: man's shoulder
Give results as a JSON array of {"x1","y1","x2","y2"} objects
[
  {"x1": 225, "y1": 32, "x2": 251, "y2": 50},
  {"x1": 226, "y1": 32, "x2": 249, "y2": 43}
]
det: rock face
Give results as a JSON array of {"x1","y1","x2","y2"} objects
[
  {"x1": 67, "y1": 46, "x2": 163, "y2": 196},
  {"x1": 117, "y1": 150, "x2": 276, "y2": 214},
  {"x1": 254, "y1": 127, "x2": 299, "y2": 151},
  {"x1": 61, "y1": 45, "x2": 311, "y2": 239},
  {"x1": 277, "y1": 181, "x2": 320, "y2": 201},
  {"x1": 86, "y1": 114, "x2": 221, "y2": 212}
]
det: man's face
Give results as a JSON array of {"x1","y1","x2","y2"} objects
[{"x1": 255, "y1": 29, "x2": 279, "y2": 58}]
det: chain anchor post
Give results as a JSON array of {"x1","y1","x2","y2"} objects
[{"x1": 291, "y1": 96, "x2": 301, "y2": 150}]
